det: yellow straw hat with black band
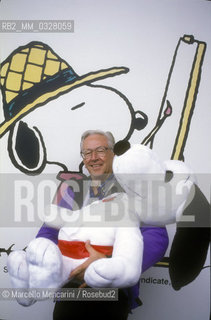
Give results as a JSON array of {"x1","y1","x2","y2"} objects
[{"x1": 0, "y1": 41, "x2": 129, "y2": 138}]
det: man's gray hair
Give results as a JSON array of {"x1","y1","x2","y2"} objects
[{"x1": 80, "y1": 130, "x2": 115, "y2": 152}]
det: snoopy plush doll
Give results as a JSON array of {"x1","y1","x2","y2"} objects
[{"x1": 7, "y1": 143, "x2": 195, "y2": 306}]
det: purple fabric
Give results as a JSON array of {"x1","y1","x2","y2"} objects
[
  {"x1": 36, "y1": 178, "x2": 169, "y2": 310},
  {"x1": 56, "y1": 182, "x2": 75, "y2": 210},
  {"x1": 127, "y1": 225, "x2": 169, "y2": 309},
  {"x1": 36, "y1": 225, "x2": 59, "y2": 244},
  {"x1": 141, "y1": 226, "x2": 169, "y2": 273}
]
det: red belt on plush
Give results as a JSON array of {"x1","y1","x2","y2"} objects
[{"x1": 58, "y1": 240, "x2": 113, "y2": 259}]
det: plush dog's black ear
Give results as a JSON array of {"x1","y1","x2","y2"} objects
[
  {"x1": 114, "y1": 140, "x2": 131, "y2": 156},
  {"x1": 8, "y1": 121, "x2": 47, "y2": 175},
  {"x1": 169, "y1": 184, "x2": 210, "y2": 290}
]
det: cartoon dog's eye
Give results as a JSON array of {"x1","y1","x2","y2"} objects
[
  {"x1": 133, "y1": 111, "x2": 148, "y2": 130},
  {"x1": 71, "y1": 102, "x2": 85, "y2": 110}
]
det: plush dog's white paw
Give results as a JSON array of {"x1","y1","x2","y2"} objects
[
  {"x1": 84, "y1": 258, "x2": 125, "y2": 287},
  {"x1": 26, "y1": 238, "x2": 63, "y2": 289},
  {"x1": 7, "y1": 251, "x2": 35, "y2": 306},
  {"x1": 7, "y1": 250, "x2": 29, "y2": 287}
]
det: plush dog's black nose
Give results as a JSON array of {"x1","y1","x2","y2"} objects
[{"x1": 113, "y1": 140, "x2": 131, "y2": 156}]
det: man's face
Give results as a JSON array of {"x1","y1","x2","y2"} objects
[{"x1": 82, "y1": 134, "x2": 114, "y2": 179}]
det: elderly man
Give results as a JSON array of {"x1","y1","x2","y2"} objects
[{"x1": 38, "y1": 129, "x2": 168, "y2": 320}]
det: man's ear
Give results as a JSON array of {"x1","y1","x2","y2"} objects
[{"x1": 8, "y1": 121, "x2": 47, "y2": 175}]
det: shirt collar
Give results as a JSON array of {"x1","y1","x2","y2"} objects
[{"x1": 89, "y1": 174, "x2": 116, "y2": 199}]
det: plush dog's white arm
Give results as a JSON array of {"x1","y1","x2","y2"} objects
[{"x1": 84, "y1": 226, "x2": 143, "y2": 288}]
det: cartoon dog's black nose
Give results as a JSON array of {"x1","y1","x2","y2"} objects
[{"x1": 114, "y1": 140, "x2": 131, "y2": 156}]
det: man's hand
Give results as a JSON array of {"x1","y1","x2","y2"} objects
[{"x1": 69, "y1": 240, "x2": 107, "y2": 288}]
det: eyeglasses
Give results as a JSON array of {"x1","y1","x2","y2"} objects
[{"x1": 81, "y1": 146, "x2": 112, "y2": 160}]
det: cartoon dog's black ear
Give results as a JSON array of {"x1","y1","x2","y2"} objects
[{"x1": 8, "y1": 121, "x2": 47, "y2": 175}]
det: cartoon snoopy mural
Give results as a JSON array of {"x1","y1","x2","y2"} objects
[
  {"x1": 0, "y1": 39, "x2": 210, "y2": 308},
  {"x1": 0, "y1": 41, "x2": 148, "y2": 174}
]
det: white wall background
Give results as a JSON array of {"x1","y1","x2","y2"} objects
[{"x1": 0, "y1": 0, "x2": 210, "y2": 319}]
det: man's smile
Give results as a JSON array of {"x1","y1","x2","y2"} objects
[{"x1": 89, "y1": 163, "x2": 103, "y2": 169}]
